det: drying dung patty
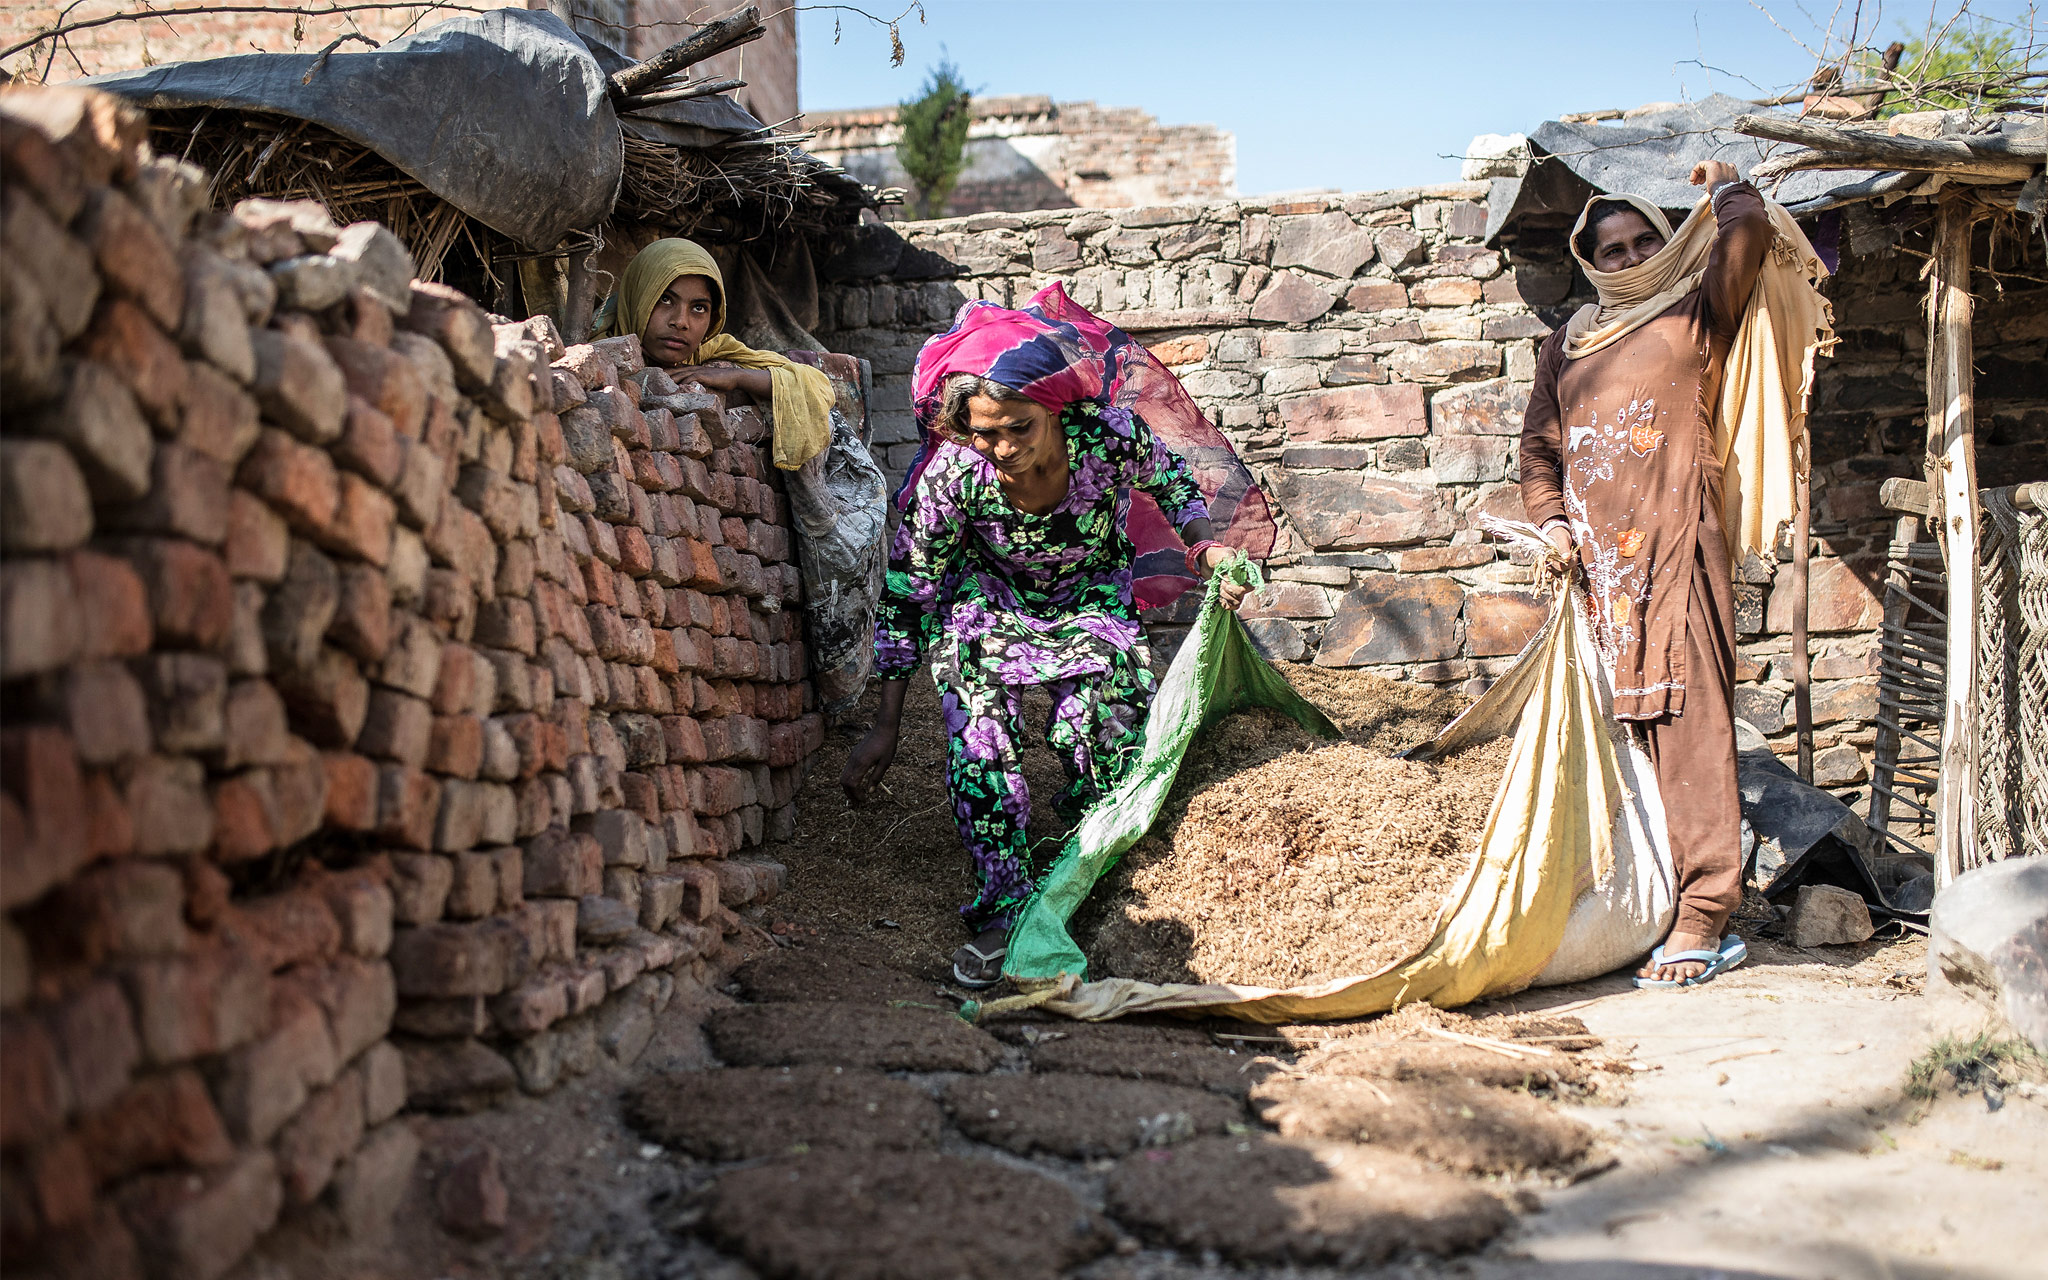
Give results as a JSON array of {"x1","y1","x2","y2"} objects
[
  {"x1": 943, "y1": 1074, "x2": 1244, "y2": 1159},
  {"x1": 706, "y1": 1002, "x2": 1002, "y2": 1073},
  {"x1": 1103, "y1": 1133, "x2": 1511, "y2": 1267},
  {"x1": 1249, "y1": 1073, "x2": 1596, "y2": 1175},
  {"x1": 728, "y1": 943, "x2": 939, "y2": 1006},
  {"x1": 625, "y1": 1066, "x2": 943, "y2": 1161},
  {"x1": 1298, "y1": 1037, "x2": 1597, "y2": 1093},
  {"x1": 1020, "y1": 1022, "x2": 1273, "y2": 1096},
  {"x1": 705, "y1": 1150, "x2": 1113, "y2": 1280}
]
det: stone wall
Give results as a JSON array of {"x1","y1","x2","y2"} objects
[
  {"x1": 812, "y1": 188, "x2": 2046, "y2": 813},
  {"x1": 807, "y1": 95, "x2": 1235, "y2": 219},
  {"x1": 0, "y1": 86, "x2": 825, "y2": 1279}
]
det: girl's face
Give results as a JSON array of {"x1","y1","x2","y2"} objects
[
  {"x1": 641, "y1": 274, "x2": 718, "y2": 367},
  {"x1": 960, "y1": 394, "x2": 1059, "y2": 477}
]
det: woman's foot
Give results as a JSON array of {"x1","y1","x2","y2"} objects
[
  {"x1": 1634, "y1": 932, "x2": 1747, "y2": 989},
  {"x1": 952, "y1": 924, "x2": 1010, "y2": 989},
  {"x1": 1637, "y1": 930, "x2": 1719, "y2": 983}
]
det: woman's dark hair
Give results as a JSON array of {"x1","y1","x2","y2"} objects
[
  {"x1": 936, "y1": 373, "x2": 1032, "y2": 440},
  {"x1": 1574, "y1": 198, "x2": 1647, "y2": 262}
]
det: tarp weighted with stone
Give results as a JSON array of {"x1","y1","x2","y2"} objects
[{"x1": 982, "y1": 522, "x2": 1676, "y2": 1023}]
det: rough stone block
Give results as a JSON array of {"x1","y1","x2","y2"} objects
[
  {"x1": 1278, "y1": 383, "x2": 1426, "y2": 443},
  {"x1": 250, "y1": 328, "x2": 346, "y2": 444},
  {"x1": 117, "y1": 1151, "x2": 281, "y2": 1280},
  {"x1": 1317, "y1": 575, "x2": 1466, "y2": 666},
  {"x1": 1785, "y1": 884, "x2": 1876, "y2": 948},
  {"x1": 1273, "y1": 472, "x2": 1454, "y2": 549},
  {"x1": 332, "y1": 1120, "x2": 419, "y2": 1244},
  {"x1": 0, "y1": 438, "x2": 93, "y2": 552}
]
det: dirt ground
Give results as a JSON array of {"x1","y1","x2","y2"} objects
[{"x1": 230, "y1": 670, "x2": 2048, "y2": 1280}]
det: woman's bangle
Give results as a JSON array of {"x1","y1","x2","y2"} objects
[{"x1": 1184, "y1": 539, "x2": 1222, "y2": 575}]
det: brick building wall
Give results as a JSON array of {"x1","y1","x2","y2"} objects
[
  {"x1": 807, "y1": 95, "x2": 1235, "y2": 218},
  {"x1": 1, "y1": 85, "x2": 827, "y2": 1278},
  {"x1": 543, "y1": 0, "x2": 798, "y2": 125},
  {"x1": 812, "y1": 189, "x2": 2047, "y2": 816},
  {"x1": 1, "y1": 1, "x2": 458, "y2": 80},
  {"x1": 1, "y1": 0, "x2": 799, "y2": 127}
]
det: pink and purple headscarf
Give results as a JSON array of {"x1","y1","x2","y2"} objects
[{"x1": 903, "y1": 282, "x2": 1276, "y2": 610}]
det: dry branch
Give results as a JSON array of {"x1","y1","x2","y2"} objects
[
  {"x1": 616, "y1": 77, "x2": 745, "y2": 111},
  {"x1": 1734, "y1": 112, "x2": 2044, "y2": 180},
  {"x1": 608, "y1": 4, "x2": 763, "y2": 100}
]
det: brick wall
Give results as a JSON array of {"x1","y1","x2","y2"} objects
[
  {"x1": 807, "y1": 96, "x2": 1235, "y2": 219},
  {"x1": 1, "y1": 85, "x2": 826, "y2": 1278},
  {"x1": 811, "y1": 189, "x2": 2047, "y2": 814}
]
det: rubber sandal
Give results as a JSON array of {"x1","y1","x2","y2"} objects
[
  {"x1": 1633, "y1": 934, "x2": 1747, "y2": 989},
  {"x1": 951, "y1": 940, "x2": 1007, "y2": 989}
]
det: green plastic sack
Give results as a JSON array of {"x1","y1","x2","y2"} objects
[{"x1": 1001, "y1": 555, "x2": 1340, "y2": 984}]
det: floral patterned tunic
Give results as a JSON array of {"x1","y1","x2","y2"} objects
[
  {"x1": 875, "y1": 401, "x2": 1209, "y2": 687},
  {"x1": 873, "y1": 400, "x2": 1209, "y2": 932}
]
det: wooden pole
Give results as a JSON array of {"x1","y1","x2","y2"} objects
[
  {"x1": 1792, "y1": 467, "x2": 1813, "y2": 781},
  {"x1": 563, "y1": 249, "x2": 594, "y2": 345},
  {"x1": 1927, "y1": 196, "x2": 1982, "y2": 887}
]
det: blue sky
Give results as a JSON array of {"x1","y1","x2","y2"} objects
[{"x1": 795, "y1": 0, "x2": 2042, "y2": 194}]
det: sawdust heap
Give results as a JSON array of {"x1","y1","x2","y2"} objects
[{"x1": 1083, "y1": 671, "x2": 1508, "y2": 989}]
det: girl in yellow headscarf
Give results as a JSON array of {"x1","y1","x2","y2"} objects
[{"x1": 593, "y1": 237, "x2": 835, "y2": 470}]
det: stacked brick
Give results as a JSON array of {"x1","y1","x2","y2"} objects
[
  {"x1": 0, "y1": 85, "x2": 824, "y2": 1280},
  {"x1": 812, "y1": 187, "x2": 2048, "y2": 811}
]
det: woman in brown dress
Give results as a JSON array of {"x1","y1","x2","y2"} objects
[{"x1": 1520, "y1": 160, "x2": 1771, "y2": 986}]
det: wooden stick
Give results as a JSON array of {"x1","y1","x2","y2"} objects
[
  {"x1": 616, "y1": 78, "x2": 746, "y2": 111},
  {"x1": 1733, "y1": 112, "x2": 2045, "y2": 176},
  {"x1": 1706, "y1": 1045, "x2": 1782, "y2": 1065},
  {"x1": 1422, "y1": 1025, "x2": 1556, "y2": 1059},
  {"x1": 1927, "y1": 195, "x2": 1981, "y2": 888},
  {"x1": 608, "y1": 4, "x2": 763, "y2": 100},
  {"x1": 1793, "y1": 467, "x2": 1813, "y2": 781}
]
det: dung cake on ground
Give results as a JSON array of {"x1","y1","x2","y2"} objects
[{"x1": 1079, "y1": 669, "x2": 1508, "y2": 989}]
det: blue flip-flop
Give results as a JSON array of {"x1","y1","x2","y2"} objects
[{"x1": 1633, "y1": 934, "x2": 1747, "y2": 989}]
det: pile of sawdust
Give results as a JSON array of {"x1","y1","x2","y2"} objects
[{"x1": 1081, "y1": 671, "x2": 1508, "y2": 989}]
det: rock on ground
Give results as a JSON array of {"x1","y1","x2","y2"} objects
[{"x1": 1930, "y1": 857, "x2": 2048, "y2": 1051}]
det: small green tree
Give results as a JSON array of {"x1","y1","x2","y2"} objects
[
  {"x1": 1857, "y1": 18, "x2": 2036, "y2": 115},
  {"x1": 896, "y1": 60, "x2": 971, "y2": 219}
]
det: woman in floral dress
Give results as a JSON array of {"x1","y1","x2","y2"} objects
[{"x1": 840, "y1": 285, "x2": 1272, "y2": 987}]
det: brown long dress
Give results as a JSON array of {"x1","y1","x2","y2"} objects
[{"x1": 1520, "y1": 182, "x2": 1774, "y2": 943}]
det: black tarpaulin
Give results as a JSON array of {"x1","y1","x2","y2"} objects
[
  {"x1": 83, "y1": 8, "x2": 621, "y2": 251},
  {"x1": 1486, "y1": 93, "x2": 1885, "y2": 243}
]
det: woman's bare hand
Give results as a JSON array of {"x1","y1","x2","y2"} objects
[
  {"x1": 1690, "y1": 160, "x2": 1741, "y2": 190},
  {"x1": 840, "y1": 724, "x2": 899, "y2": 805},
  {"x1": 1200, "y1": 545, "x2": 1251, "y2": 611},
  {"x1": 670, "y1": 364, "x2": 747, "y2": 392}
]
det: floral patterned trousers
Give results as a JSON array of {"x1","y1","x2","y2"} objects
[{"x1": 936, "y1": 648, "x2": 1154, "y2": 934}]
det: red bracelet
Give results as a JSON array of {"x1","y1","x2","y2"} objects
[{"x1": 1184, "y1": 539, "x2": 1222, "y2": 575}]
